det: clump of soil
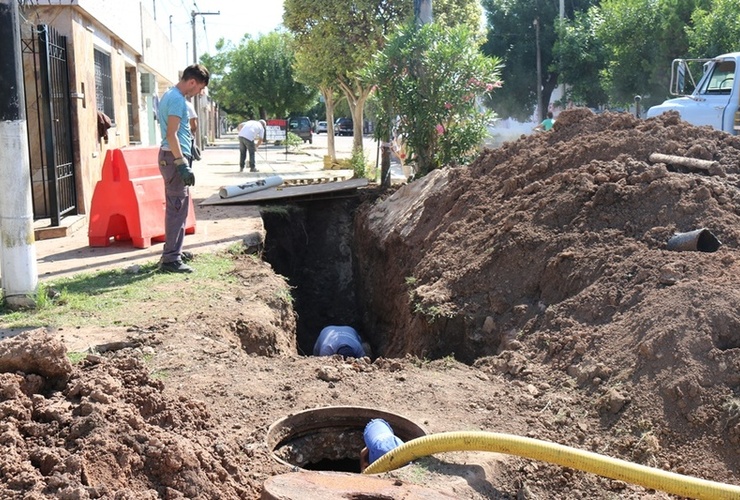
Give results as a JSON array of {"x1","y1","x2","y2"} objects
[
  {"x1": 0, "y1": 329, "x2": 261, "y2": 499},
  {"x1": 1, "y1": 109, "x2": 739, "y2": 499}
]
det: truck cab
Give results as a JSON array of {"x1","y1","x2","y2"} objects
[{"x1": 646, "y1": 52, "x2": 740, "y2": 133}]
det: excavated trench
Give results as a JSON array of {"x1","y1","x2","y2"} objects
[
  {"x1": 260, "y1": 191, "x2": 472, "y2": 363},
  {"x1": 261, "y1": 196, "x2": 369, "y2": 356}
]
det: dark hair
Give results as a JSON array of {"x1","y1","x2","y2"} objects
[
  {"x1": 547, "y1": 111, "x2": 554, "y2": 118},
  {"x1": 181, "y1": 64, "x2": 210, "y2": 85}
]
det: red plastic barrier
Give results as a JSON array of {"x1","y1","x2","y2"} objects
[{"x1": 88, "y1": 146, "x2": 196, "y2": 248}]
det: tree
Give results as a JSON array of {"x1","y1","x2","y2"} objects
[
  {"x1": 481, "y1": 0, "x2": 597, "y2": 120},
  {"x1": 290, "y1": 19, "x2": 346, "y2": 161},
  {"x1": 201, "y1": 31, "x2": 316, "y2": 121},
  {"x1": 686, "y1": 0, "x2": 740, "y2": 58},
  {"x1": 285, "y1": 0, "x2": 408, "y2": 153},
  {"x1": 596, "y1": 0, "x2": 700, "y2": 107},
  {"x1": 367, "y1": 22, "x2": 502, "y2": 176},
  {"x1": 285, "y1": 0, "x2": 483, "y2": 154},
  {"x1": 481, "y1": 0, "x2": 557, "y2": 121},
  {"x1": 554, "y1": 8, "x2": 608, "y2": 108}
]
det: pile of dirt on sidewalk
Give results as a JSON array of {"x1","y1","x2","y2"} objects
[
  {"x1": 0, "y1": 108, "x2": 738, "y2": 499},
  {"x1": 355, "y1": 107, "x2": 740, "y2": 489}
]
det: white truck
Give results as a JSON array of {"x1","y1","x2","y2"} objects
[{"x1": 646, "y1": 52, "x2": 740, "y2": 133}]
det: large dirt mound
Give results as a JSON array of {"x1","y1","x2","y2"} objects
[{"x1": 355, "y1": 108, "x2": 740, "y2": 485}]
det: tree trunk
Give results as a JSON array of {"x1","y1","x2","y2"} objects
[
  {"x1": 321, "y1": 87, "x2": 336, "y2": 161},
  {"x1": 337, "y1": 78, "x2": 372, "y2": 154}
]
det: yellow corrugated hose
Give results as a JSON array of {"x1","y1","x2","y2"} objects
[{"x1": 362, "y1": 431, "x2": 740, "y2": 499}]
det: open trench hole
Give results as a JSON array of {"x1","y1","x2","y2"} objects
[
  {"x1": 261, "y1": 198, "x2": 431, "y2": 472},
  {"x1": 261, "y1": 197, "x2": 368, "y2": 357}
]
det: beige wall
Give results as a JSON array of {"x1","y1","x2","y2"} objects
[{"x1": 24, "y1": 2, "x2": 179, "y2": 216}]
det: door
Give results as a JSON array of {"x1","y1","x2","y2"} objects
[
  {"x1": 688, "y1": 59, "x2": 735, "y2": 129},
  {"x1": 21, "y1": 24, "x2": 77, "y2": 225}
]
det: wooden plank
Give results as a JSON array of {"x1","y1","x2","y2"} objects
[{"x1": 200, "y1": 178, "x2": 369, "y2": 206}]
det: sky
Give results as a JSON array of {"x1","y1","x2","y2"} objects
[
  {"x1": 197, "y1": 1, "x2": 285, "y2": 55},
  {"x1": 154, "y1": 0, "x2": 285, "y2": 64}
]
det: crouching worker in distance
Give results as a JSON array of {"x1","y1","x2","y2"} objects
[{"x1": 313, "y1": 325, "x2": 371, "y2": 358}]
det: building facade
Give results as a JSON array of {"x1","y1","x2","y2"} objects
[{"x1": 20, "y1": 0, "x2": 213, "y2": 234}]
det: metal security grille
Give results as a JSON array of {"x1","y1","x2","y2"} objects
[
  {"x1": 21, "y1": 24, "x2": 77, "y2": 225},
  {"x1": 126, "y1": 70, "x2": 135, "y2": 139},
  {"x1": 94, "y1": 49, "x2": 114, "y2": 121}
]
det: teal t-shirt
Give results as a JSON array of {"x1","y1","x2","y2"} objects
[{"x1": 158, "y1": 86, "x2": 191, "y2": 157}]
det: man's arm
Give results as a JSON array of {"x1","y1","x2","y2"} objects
[{"x1": 166, "y1": 115, "x2": 185, "y2": 159}]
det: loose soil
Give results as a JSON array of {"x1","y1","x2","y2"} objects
[{"x1": 1, "y1": 109, "x2": 739, "y2": 499}]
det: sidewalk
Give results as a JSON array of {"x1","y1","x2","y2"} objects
[{"x1": 32, "y1": 134, "x2": 370, "y2": 282}]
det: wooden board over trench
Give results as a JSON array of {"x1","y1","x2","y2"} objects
[{"x1": 200, "y1": 178, "x2": 369, "y2": 206}]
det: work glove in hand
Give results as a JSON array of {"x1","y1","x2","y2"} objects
[{"x1": 174, "y1": 158, "x2": 195, "y2": 186}]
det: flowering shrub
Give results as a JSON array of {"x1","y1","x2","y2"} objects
[{"x1": 367, "y1": 22, "x2": 502, "y2": 176}]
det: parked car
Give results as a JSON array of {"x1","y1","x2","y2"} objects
[
  {"x1": 315, "y1": 121, "x2": 328, "y2": 134},
  {"x1": 289, "y1": 116, "x2": 313, "y2": 143},
  {"x1": 334, "y1": 117, "x2": 353, "y2": 136}
]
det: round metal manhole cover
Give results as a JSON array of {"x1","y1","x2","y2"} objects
[{"x1": 266, "y1": 406, "x2": 427, "y2": 473}]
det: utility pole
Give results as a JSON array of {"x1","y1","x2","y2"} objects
[
  {"x1": 191, "y1": 10, "x2": 219, "y2": 65},
  {"x1": 414, "y1": 0, "x2": 433, "y2": 25},
  {"x1": 534, "y1": 18, "x2": 542, "y2": 121},
  {"x1": 191, "y1": 9, "x2": 219, "y2": 149},
  {"x1": 558, "y1": 0, "x2": 565, "y2": 103},
  {"x1": 0, "y1": 0, "x2": 38, "y2": 308}
]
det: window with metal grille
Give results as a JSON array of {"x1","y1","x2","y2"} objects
[{"x1": 94, "y1": 48, "x2": 114, "y2": 122}]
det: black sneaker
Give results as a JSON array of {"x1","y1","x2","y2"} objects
[
  {"x1": 181, "y1": 251, "x2": 194, "y2": 262},
  {"x1": 250, "y1": 168, "x2": 257, "y2": 172},
  {"x1": 158, "y1": 260, "x2": 193, "y2": 273}
]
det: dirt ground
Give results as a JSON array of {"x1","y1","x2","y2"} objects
[{"x1": 1, "y1": 109, "x2": 739, "y2": 499}]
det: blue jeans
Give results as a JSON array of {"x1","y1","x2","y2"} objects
[{"x1": 239, "y1": 136, "x2": 256, "y2": 171}]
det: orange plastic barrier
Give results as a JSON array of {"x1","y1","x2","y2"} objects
[{"x1": 88, "y1": 146, "x2": 196, "y2": 248}]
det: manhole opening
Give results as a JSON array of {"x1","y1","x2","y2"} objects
[
  {"x1": 266, "y1": 406, "x2": 427, "y2": 472},
  {"x1": 262, "y1": 198, "x2": 368, "y2": 355}
]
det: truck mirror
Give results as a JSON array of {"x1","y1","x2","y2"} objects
[{"x1": 672, "y1": 60, "x2": 688, "y2": 95}]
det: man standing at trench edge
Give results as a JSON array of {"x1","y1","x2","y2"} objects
[{"x1": 157, "y1": 64, "x2": 210, "y2": 273}]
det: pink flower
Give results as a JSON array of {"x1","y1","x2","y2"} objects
[
  {"x1": 485, "y1": 83, "x2": 494, "y2": 91},
  {"x1": 436, "y1": 124, "x2": 445, "y2": 135},
  {"x1": 444, "y1": 102, "x2": 453, "y2": 109}
]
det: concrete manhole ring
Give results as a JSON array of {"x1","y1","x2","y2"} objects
[{"x1": 266, "y1": 406, "x2": 427, "y2": 472}]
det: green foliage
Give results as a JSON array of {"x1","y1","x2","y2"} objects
[
  {"x1": 686, "y1": 0, "x2": 740, "y2": 58},
  {"x1": 275, "y1": 287, "x2": 295, "y2": 306},
  {"x1": 67, "y1": 352, "x2": 87, "y2": 364},
  {"x1": 367, "y1": 22, "x2": 502, "y2": 175},
  {"x1": 592, "y1": 0, "x2": 701, "y2": 107},
  {"x1": 284, "y1": 132, "x2": 304, "y2": 149},
  {"x1": 202, "y1": 31, "x2": 316, "y2": 120},
  {"x1": 348, "y1": 147, "x2": 373, "y2": 179},
  {"x1": 554, "y1": 9, "x2": 609, "y2": 107},
  {"x1": 482, "y1": 0, "x2": 562, "y2": 120},
  {"x1": 286, "y1": 0, "x2": 484, "y2": 154},
  {"x1": 482, "y1": 0, "x2": 714, "y2": 115}
]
